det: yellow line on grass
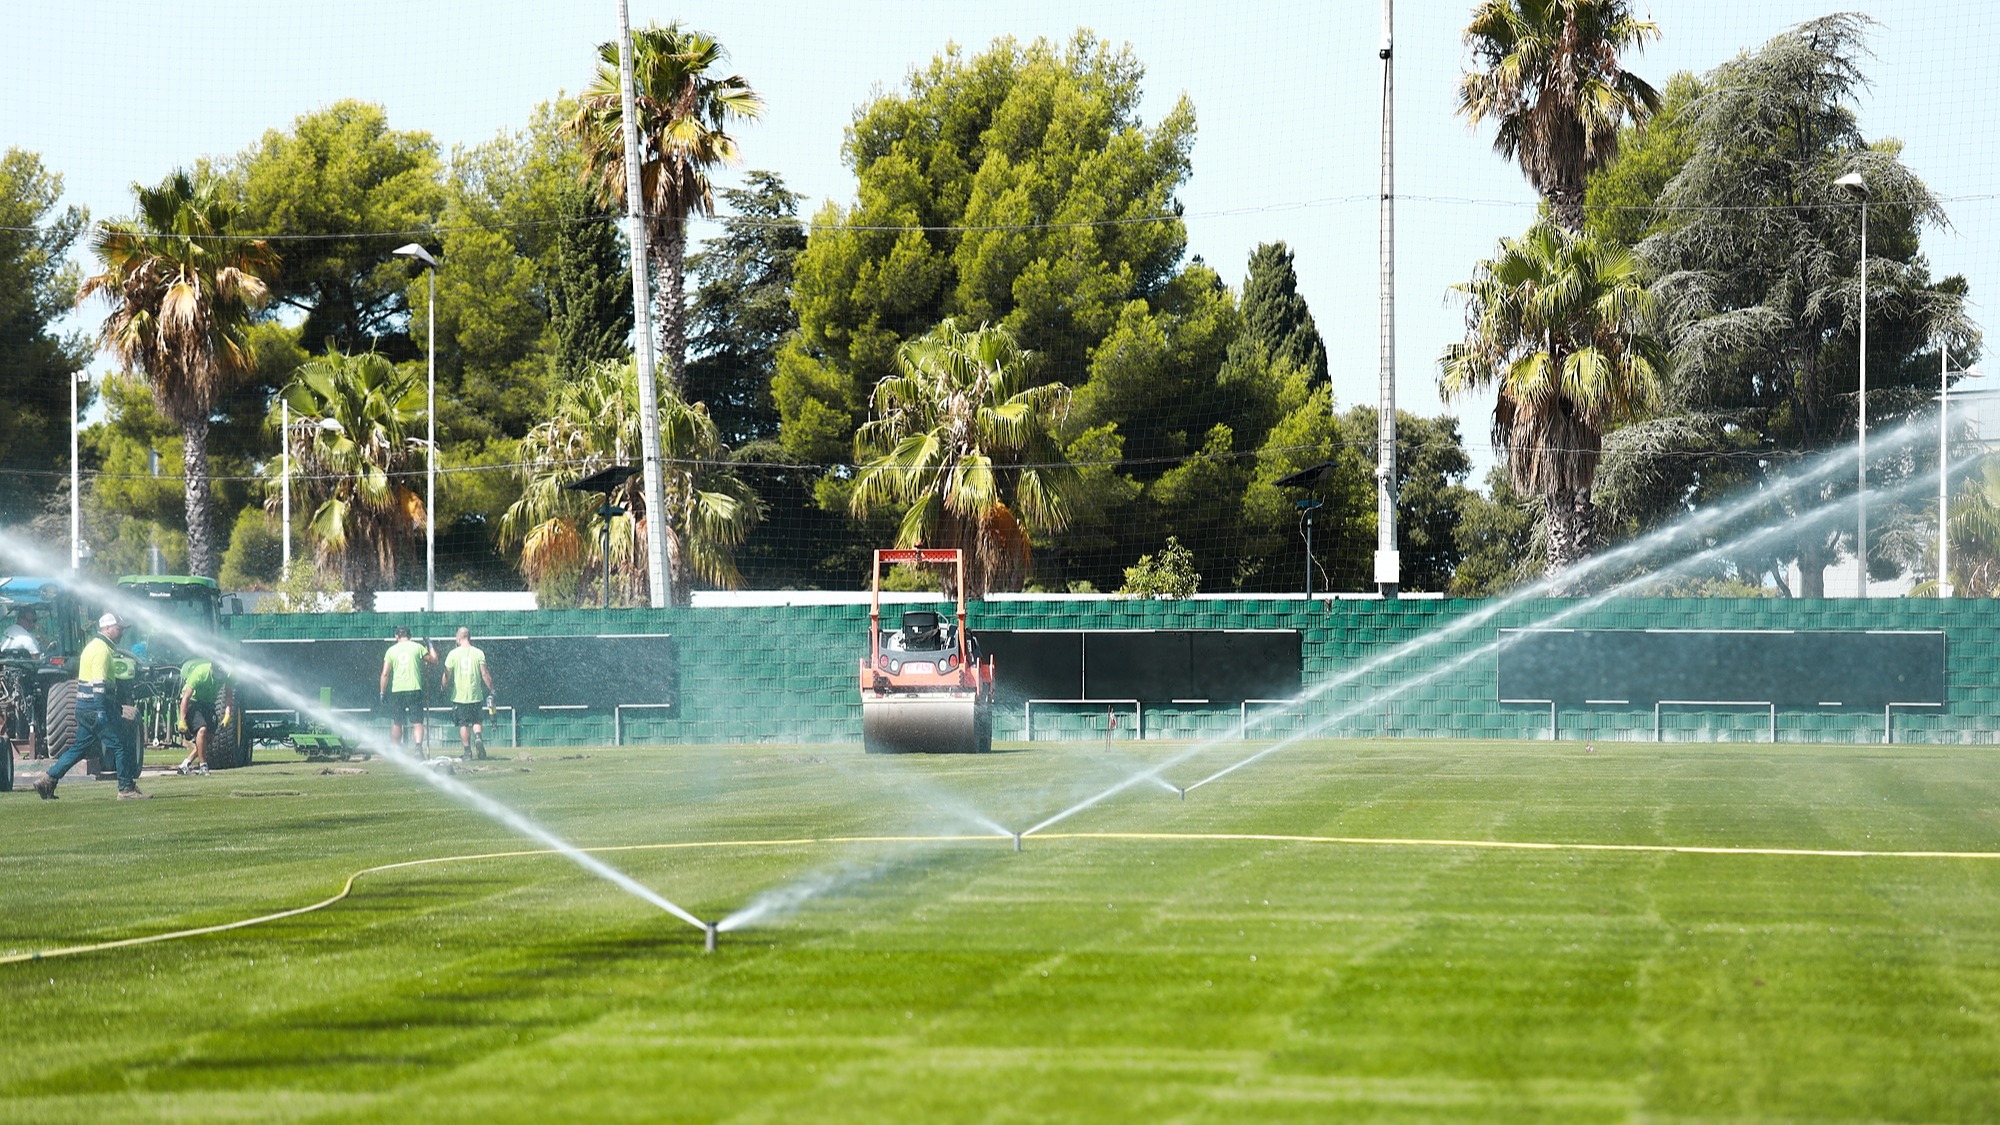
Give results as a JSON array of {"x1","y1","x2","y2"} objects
[{"x1": 6, "y1": 831, "x2": 1997, "y2": 965}]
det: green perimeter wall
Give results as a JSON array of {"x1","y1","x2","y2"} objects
[{"x1": 221, "y1": 597, "x2": 1999, "y2": 748}]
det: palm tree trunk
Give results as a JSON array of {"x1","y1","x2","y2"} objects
[
  {"x1": 1795, "y1": 530, "x2": 1829, "y2": 598},
  {"x1": 182, "y1": 417, "x2": 217, "y2": 579},
  {"x1": 651, "y1": 216, "x2": 688, "y2": 397},
  {"x1": 1544, "y1": 488, "x2": 1596, "y2": 587},
  {"x1": 1548, "y1": 185, "x2": 1587, "y2": 236}
]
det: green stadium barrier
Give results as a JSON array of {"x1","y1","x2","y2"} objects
[{"x1": 221, "y1": 597, "x2": 2000, "y2": 747}]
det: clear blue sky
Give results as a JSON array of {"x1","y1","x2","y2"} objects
[{"x1": 9, "y1": 2, "x2": 2000, "y2": 468}]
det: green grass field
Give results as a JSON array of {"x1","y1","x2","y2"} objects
[{"x1": 4, "y1": 738, "x2": 2000, "y2": 1123}]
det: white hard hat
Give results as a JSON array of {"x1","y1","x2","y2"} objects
[{"x1": 98, "y1": 612, "x2": 123, "y2": 629}]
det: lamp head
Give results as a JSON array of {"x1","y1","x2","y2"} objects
[
  {"x1": 1835, "y1": 172, "x2": 1869, "y2": 200},
  {"x1": 392, "y1": 242, "x2": 439, "y2": 268}
]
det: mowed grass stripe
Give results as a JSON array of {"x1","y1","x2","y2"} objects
[{"x1": 5, "y1": 741, "x2": 2000, "y2": 1124}]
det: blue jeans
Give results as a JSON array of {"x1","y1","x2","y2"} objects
[{"x1": 46, "y1": 697, "x2": 137, "y2": 790}]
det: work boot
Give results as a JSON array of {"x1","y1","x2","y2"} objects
[
  {"x1": 175, "y1": 762, "x2": 190, "y2": 776},
  {"x1": 34, "y1": 775, "x2": 56, "y2": 800},
  {"x1": 116, "y1": 788, "x2": 150, "y2": 800}
]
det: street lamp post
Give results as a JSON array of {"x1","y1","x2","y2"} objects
[
  {"x1": 1837, "y1": 172, "x2": 1869, "y2": 595},
  {"x1": 393, "y1": 243, "x2": 439, "y2": 613},
  {"x1": 70, "y1": 372, "x2": 86, "y2": 573},
  {"x1": 148, "y1": 447, "x2": 162, "y2": 575}
]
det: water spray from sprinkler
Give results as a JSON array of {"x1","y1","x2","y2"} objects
[
  {"x1": 0, "y1": 533, "x2": 711, "y2": 940},
  {"x1": 1028, "y1": 418, "x2": 1956, "y2": 828}
]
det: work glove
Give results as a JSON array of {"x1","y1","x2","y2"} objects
[{"x1": 177, "y1": 718, "x2": 193, "y2": 738}]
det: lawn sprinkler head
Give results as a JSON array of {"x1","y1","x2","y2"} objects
[
  {"x1": 1012, "y1": 832, "x2": 1023, "y2": 853},
  {"x1": 1176, "y1": 786, "x2": 1187, "y2": 802},
  {"x1": 704, "y1": 922, "x2": 718, "y2": 953}
]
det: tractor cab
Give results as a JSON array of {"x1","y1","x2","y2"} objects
[
  {"x1": 0, "y1": 578, "x2": 86, "y2": 668},
  {"x1": 116, "y1": 575, "x2": 225, "y2": 669}
]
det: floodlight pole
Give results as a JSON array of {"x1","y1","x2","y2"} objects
[
  {"x1": 1374, "y1": 0, "x2": 1400, "y2": 598},
  {"x1": 618, "y1": 0, "x2": 672, "y2": 609},
  {"x1": 425, "y1": 264, "x2": 436, "y2": 613},
  {"x1": 393, "y1": 242, "x2": 440, "y2": 613}
]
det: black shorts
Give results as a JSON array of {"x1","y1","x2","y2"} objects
[
  {"x1": 384, "y1": 690, "x2": 425, "y2": 722},
  {"x1": 452, "y1": 701, "x2": 485, "y2": 726},
  {"x1": 184, "y1": 700, "x2": 215, "y2": 733}
]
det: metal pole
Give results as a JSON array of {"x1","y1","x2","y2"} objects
[
  {"x1": 618, "y1": 0, "x2": 671, "y2": 609},
  {"x1": 603, "y1": 516, "x2": 612, "y2": 610},
  {"x1": 148, "y1": 447, "x2": 162, "y2": 575},
  {"x1": 281, "y1": 398, "x2": 291, "y2": 576},
  {"x1": 1374, "y1": 0, "x2": 1399, "y2": 598},
  {"x1": 1857, "y1": 199, "x2": 1868, "y2": 596},
  {"x1": 425, "y1": 266, "x2": 436, "y2": 613},
  {"x1": 1304, "y1": 509, "x2": 1313, "y2": 599},
  {"x1": 70, "y1": 373, "x2": 81, "y2": 573},
  {"x1": 1941, "y1": 345, "x2": 1951, "y2": 598}
]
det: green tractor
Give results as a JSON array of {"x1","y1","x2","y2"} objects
[
  {"x1": 115, "y1": 575, "x2": 248, "y2": 771},
  {"x1": 1, "y1": 574, "x2": 246, "y2": 793},
  {"x1": 2, "y1": 577, "x2": 88, "y2": 791}
]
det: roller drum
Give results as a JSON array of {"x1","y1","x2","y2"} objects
[{"x1": 863, "y1": 695, "x2": 990, "y2": 754}]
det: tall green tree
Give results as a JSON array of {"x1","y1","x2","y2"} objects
[
  {"x1": 685, "y1": 171, "x2": 804, "y2": 445},
  {"x1": 1631, "y1": 14, "x2": 1973, "y2": 596},
  {"x1": 1238, "y1": 242, "x2": 1327, "y2": 382},
  {"x1": 850, "y1": 321, "x2": 1079, "y2": 599},
  {"x1": 775, "y1": 32, "x2": 1196, "y2": 464},
  {"x1": 232, "y1": 101, "x2": 445, "y2": 356},
  {"x1": 1336, "y1": 408, "x2": 1478, "y2": 593},
  {"x1": 0, "y1": 149, "x2": 92, "y2": 531},
  {"x1": 1458, "y1": 0, "x2": 1661, "y2": 232},
  {"x1": 79, "y1": 170, "x2": 278, "y2": 579},
  {"x1": 1440, "y1": 219, "x2": 1664, "y2": 578},
  {"x1": 571, "y1": 23, "x2": 763, "y2": 394},
  {"x1": 1450, "y1": 467, "x2": 1543, "y2": 596},
  {"x1": 276, "y1": 352, "x2": 426, "y2": 612},
  {"x1": 547, "y1": 179, "x2": 632, "y2": 385},
  {"x1": 502, "y1": 359, "x2": 759, "y2": 605}
]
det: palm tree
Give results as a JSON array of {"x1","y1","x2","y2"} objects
[
  {"x1": 1440, "y1": 220, "x2": 1664, "y2": 578},
  {"x1": 79, "y1": 170, "x2": 277, "y2": 578},
  {"x1": 570, "y1": 23, "x2": 762, "y2": 394},
  {"x1": 1458, "y1": 0, "x2": 1661, "y2": 232},
  {"x1": 501, "y1": 359, "x2": 759, "y2": 605},
  {"x1": 276, "y1": 352, "x2": 426, "y2": 612},
  {"x1": 1922, "y1": 457, "x2": 2000, "y2": 598},
  {"x1": 850, "y1": 321, "x2": 1080, "y2": 598}
]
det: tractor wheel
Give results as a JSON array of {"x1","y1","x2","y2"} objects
[
  {"x1": 207, "y1": 686, "x2": 246, "y2": 770},
  {"x1": 43, "y1": 680, "x2": 78, "y2": 770}
]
